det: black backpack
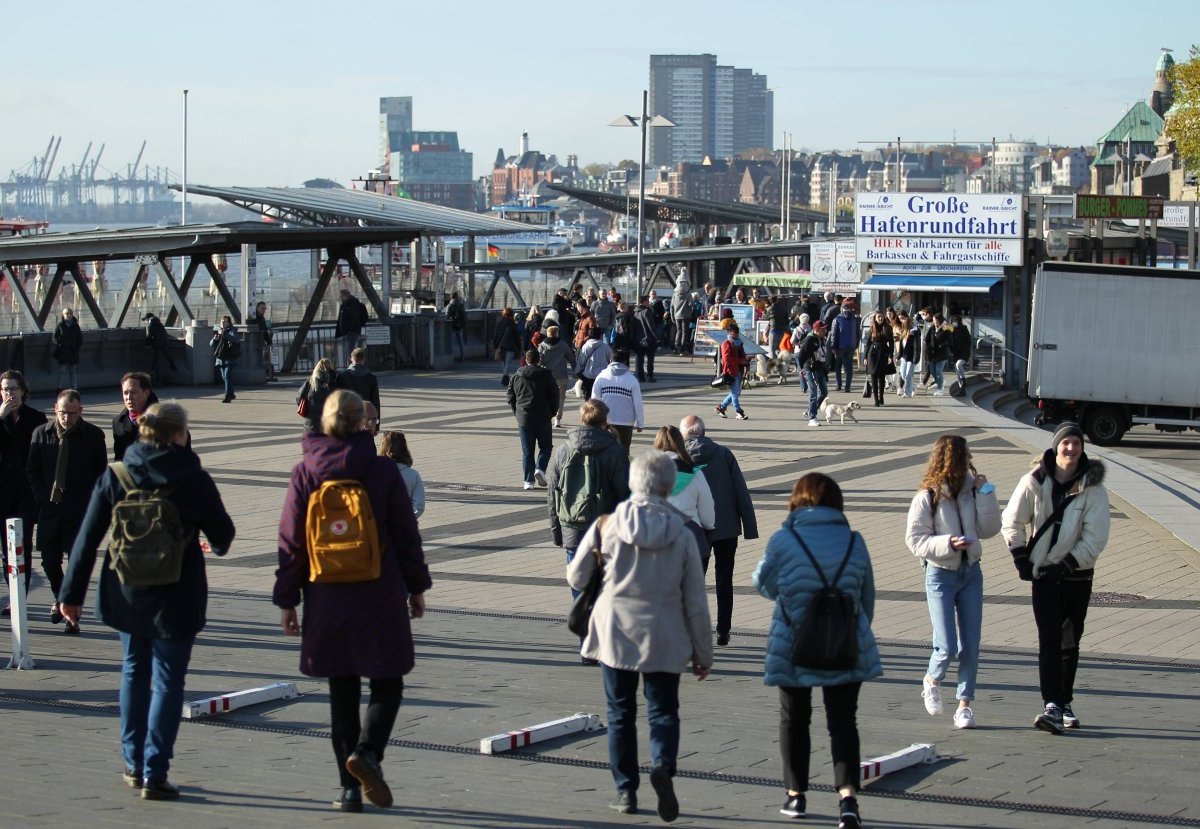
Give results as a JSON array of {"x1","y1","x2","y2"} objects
[{"x1": 784, "y1": 529, "x2": 860, "y2": 671}]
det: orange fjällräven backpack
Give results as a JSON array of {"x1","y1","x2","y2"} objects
[{"x1": 305, "y1": 479, "x2": 382, "y2": 583}]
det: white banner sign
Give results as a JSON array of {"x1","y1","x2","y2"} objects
[
  {"x1": 811, "y1": 242, "x2": 836, "y2": 281},
  {"x1": 834, "y1": 241, "x2": 861, "y2": 283},
  {"x1": 856, "y1": 236, "x2": 1022, "y2": 267},
  {"x1": 855, "y1": 193, "x2": 1022, "y2": 238}
]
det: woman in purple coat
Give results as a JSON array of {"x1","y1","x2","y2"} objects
[{"x1": 274, "y1": 389, "x2": 432, "y2": 813}]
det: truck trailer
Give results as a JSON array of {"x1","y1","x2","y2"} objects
[{"x1": 1027, "y1": 261, "x2": 1200, "y2": 445}]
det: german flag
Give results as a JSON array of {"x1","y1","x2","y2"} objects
[{"x1": 487, "y1": 243, "x2": 500, "y2": 258}]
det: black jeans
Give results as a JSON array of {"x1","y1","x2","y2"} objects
[
  {"x1": 780, "y1": 683, "x2": 862, "y2": 793},
  {"x1": 635, "y1": 346, "x2": 655, "y2": 380},
  {"x1": 1031, "y1": 578, "x2": 1092, "y2": 706},
  {"x1": 704, "y1": 537, "x2": 738, "y2": 637},
  {"x1": 328, "y1": 676, "x2": 404, "y2": 788},
  {"x1": 871, "y1": 369, "x2": 888, "y2": 405}
]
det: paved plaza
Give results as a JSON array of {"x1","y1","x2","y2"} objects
[{"x1": 3, "y1": 355, "x2": 1199, "y2": 828}]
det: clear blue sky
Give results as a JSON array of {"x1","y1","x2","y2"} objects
[{"x1": 1, "y1": 0, "x2": 1194, "y2": 190}]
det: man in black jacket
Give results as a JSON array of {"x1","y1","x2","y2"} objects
[
  {"x1": 335, "y1": 348, "x2": 381, "y2": 416},
  {"x1": 247, "y1": 301, "x2": 275, "y2": 381},
  {"x1": 1, "y1": 369, "x2": 47, "y2": 607},
  {"x1": 507, "y1": 349, "x2": 559, "y2": 491},
  {"x1": 143, "y1": 313, "x2": 177, "y2": 384},
  {"x1": 335, "y1": 289, "x2": 369, "y2": 366},
  {"x1": 681, "y1": 414, "x2": 758, "y2": 647},
  {"x1": 27, "y1": 389, "x2": 107, "y2": 631}
]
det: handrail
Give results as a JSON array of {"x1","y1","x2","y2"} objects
[{"x1": 975, "y1": 336, "x2": 1027, "y2": 383}]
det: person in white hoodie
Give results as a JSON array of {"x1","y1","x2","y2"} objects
[
  {"x1": 653, "y1": 425, "x2": 716, "y2": 568},
  {"x1": 905, "y1": 434, "x2": 1001, "y2": 729},
  {"x1": 590, "y1": 348, "x2": 644, "y2": 451},
  {"x1": 1001, "y1": 423, "x2": 1109, "y2": 735}
]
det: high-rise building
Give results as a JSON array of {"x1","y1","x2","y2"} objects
[
  {"x1": 379, "y1": 96, "x2": 413, "y2": 168},
  {"x1": 649, "y1": 54, "x2": 773, "y2": 166},
  {"x1": 378, "y1": 97, "x2": 474, "y2": 211}
]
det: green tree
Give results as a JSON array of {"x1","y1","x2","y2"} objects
[
  {"x1": 1167, "y1": 45, "x2": 1200, "y2": 171},
  {"x1": 582, "y1": 163, "x2": 611, "y2": 177}
]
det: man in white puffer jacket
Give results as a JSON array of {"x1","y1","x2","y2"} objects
[{"x1": 1001, "y1": 423, "x2": 1110, "y2": 735}]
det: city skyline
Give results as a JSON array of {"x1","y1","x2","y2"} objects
[{"x1": 1, "y1": 0, "x2": 1197, "y2": 197}]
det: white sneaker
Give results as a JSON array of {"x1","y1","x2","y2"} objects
[
  {"x1": 933, "y1": 390, "x2": 945, "y2": 397},
  {"x1": 922, "y1": 679, "x2": 944, "y2": 716},
  {"x1": 953, "y1": 706, "x2": 977, "y2": 729},
  {"x1": 554, "y1": 417, "x2": 562, "y2": 428},
  {"x1": 807, "y1": 418, "x2": 821, "y2": 427},
  {"x1": 533, "y1": 468, "x2": 547, "y2": 488},
  {"x1": 522, "y1": 481, "x2": 534, "y2": 491}
]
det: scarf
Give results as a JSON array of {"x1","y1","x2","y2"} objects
[{"x1": 51, "y1": 418, "x2": 77, "y2": 504}]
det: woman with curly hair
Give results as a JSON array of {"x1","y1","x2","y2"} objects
[{"x1": 904, "y1": 434, "x2": 1000, "y2": 728}]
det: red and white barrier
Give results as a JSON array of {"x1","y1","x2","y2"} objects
[
  {"x1": 5, "y1": 518, "x2": 34, "y2": 670},
  {"x1": 480, "y1": 713, "x2": 603, "y2": 755},
  {"x1": 182, "y1": 681, "x2": 300, "y2": 719},
  {"x1": 860, "y1": 742, "x2": 939, "y2": 785}
]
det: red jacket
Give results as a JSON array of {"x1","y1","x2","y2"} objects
[{"x1": 720, "y1": 337, "x2": 749, "y2": 376}]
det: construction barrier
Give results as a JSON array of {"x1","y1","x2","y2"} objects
[
  {"x1": 5, "y1": 518, "x2": 34, "y2": 670},
  {"x1": 480, "y1": 713, "x2": 603, "y2": 755},
  {"x1": 182, "y1": 681, "x2": 300, "y2": 719}
]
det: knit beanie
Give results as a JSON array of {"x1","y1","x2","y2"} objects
[{"x1": 1051, "y1": 422, "x2": 1084, "y2": 450}]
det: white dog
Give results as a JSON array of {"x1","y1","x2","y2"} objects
[
  {"x1": 822, "y1": 400, "x2": 861, "y2": 425},
  {"x1": 754, "y1": 353, "x2": 790, "y2": 385}
]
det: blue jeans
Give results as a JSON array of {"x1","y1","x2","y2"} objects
[
  {"x1": 499, "y1": 350, "x2": 516, "y2": 378},
  {"x1": 899, "y1": 358, "x2": 915, "y2": 396},
  {"x1": 803, "y1": 368, "x2": 828, "y2": 420},
  {"x1": 518, "y1": 420, "x2": 553, "y2": 483},
  {"x1": 925, "y1": 561, "x2": 983, "y2": 701},
  {"x1": 834, "y1": 350, "x2": 855, "y2": 390},
  {"x1": 340, "y1": 333, "x2": 363, "y2": 366},
  {"x1": 601, "y1": 666, "x2": 681, "y2": 793},
  {"x1": 451, "y1": 328, "x2": 466, "y2": 361},
  {"x1": 119, "y1": 632, "x2": 196, "y2": 783},
  {"x1": 793, "y1": 356, "x2": 809, "y2": 392},
  {"x1": 719, "y1": 374, "x2": 743, "y2": 412},
  {"x1": 931, "y1": 359, "x2": 947, "y2": 391},
  {"x1": 219, "y1": 365, "x2": 233, "y2": 398}
]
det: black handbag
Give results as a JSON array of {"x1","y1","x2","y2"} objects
[{"x1": 567, "y1": 516, "x2": 610, "y2": 637}]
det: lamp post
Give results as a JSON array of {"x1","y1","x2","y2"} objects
[
  {"x1": 182, "y1": 89, "x2": 189, "y2": 225},
  {"x1": 610, "y1": 91, "x2": 675, "y2": 302}
]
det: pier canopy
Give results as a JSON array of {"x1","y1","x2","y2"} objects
[
  {"x1": 179, "y1": 184, "x2": 531, "y2": 234},
  {"x1": 547, "y1": 183, "x2": 828, "y2": 227}
]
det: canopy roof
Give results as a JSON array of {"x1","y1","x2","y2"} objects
[
  {"x1": 178, "y1": 184, "x2": 532, "y2": 235},
  {"x1": 547, "y1": 183, "x2": 827, "y2": 227}
]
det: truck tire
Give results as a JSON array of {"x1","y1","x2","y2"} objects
[{"x1": 1083, "y1": 406, "x2": 1126, "y2": 446}]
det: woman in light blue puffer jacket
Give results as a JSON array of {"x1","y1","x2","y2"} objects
[{"x1": 752, "y1": 472, "x2": 881, "y2": 829}]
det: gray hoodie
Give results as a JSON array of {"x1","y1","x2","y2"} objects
[
  {"x1": 567, "y1": 494, "x2": 713, "y2": 672},
  {"x1": 537, "y1": 336, "x2": 575, "y2": 381}
]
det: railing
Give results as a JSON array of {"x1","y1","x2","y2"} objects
[{"x1": 975, "y1": 336, "x2": 1027, "y2": 384}]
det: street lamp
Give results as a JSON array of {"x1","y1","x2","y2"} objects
[
  {"x1": 610, "y1": 91, "x2": 675, "y2": 302},
  {"x1": 182, "y1": 89, "x2": 189, "y2": 225}
]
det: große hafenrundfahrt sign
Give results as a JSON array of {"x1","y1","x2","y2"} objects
[{"x1": 854, "y1": 193, "x2": 1024, "y2": 266}]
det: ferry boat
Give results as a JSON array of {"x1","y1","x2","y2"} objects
[{"x1": 0, "y1": 218, "x2": 50, "y2": 237}]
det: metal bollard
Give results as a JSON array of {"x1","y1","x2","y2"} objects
[{"x1": 5, "y1": 517, "x2": 35, "y2": 670}]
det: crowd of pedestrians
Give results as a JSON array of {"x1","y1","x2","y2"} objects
[{"x1": 0, "y1": 284, "x2": 1117, "y2": 828}]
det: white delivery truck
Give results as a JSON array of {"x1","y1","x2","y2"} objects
[{"x1": 1027, "y1": 261, "x2": 1200, "y2": 445}]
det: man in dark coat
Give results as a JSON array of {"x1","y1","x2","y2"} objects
[
  {"x1": 113, "y1": 372, "x2": 157, "y2": 461},
  {"x1": 1, "y1": 369, "x2": 47, "y2": 607},
  {"x1": 52, "y1": 307, "x2": 83, "y2": 391},
  {"x1": 507, "y1": 349, "x2": 559, "y2": 490},
  {"x1": 335, "y1": 288, "x2": 370, "y2": 367},
  {"x1": 247, "y1": 301, "x2": 276, "y2": 381},
  {"x1": 335, "y1": 348, "x2": 382, "y2": 416},
  {"x1": 681, "y1": 413, "x2": 758, "y2": 647},
  {"x1": 633, "y1": 295, "x2": 660, "y2": 383},
  {"x1": 27, "y1": 389, "x2": 108, "y2": 631},
  {"x1": 143, "y1": 313, "x2": 178, "y2": 384},
  {"x1": 545, "y1": 398, "x2": 631, "y2": 662}
]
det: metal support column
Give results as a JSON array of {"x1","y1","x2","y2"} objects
[
  {"x1": 1, "y1": 263, "x2": 41, "y2": 331},
  {"x1": 282, "y1": 256, "x2": 340, "y2": 373}
]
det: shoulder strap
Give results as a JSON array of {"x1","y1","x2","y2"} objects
[
  {"x1": 589, "y1": 514, "x2": 610, "y2": 567},
  {"x1": 788, "y1": 528, "x2": 858, "y2": 590},
  {"x1": 1027, "y1": 491, "x2": 1081, "y2": 553},
  {"x1": 110, "y1": 461, "x2": 136, "y2": 493}
]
